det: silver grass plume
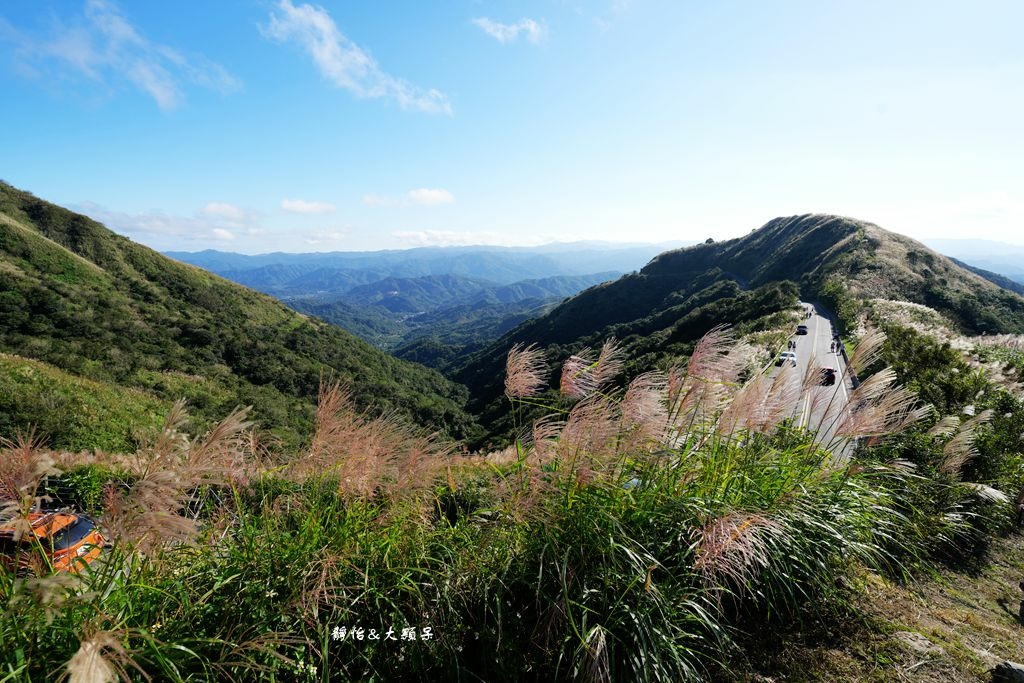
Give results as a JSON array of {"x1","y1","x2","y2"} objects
[{"x1": 505, "y1": 343, "x2": 549, "y2": 399}]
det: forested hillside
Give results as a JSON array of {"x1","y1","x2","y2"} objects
[{"x1": 286, "y1": 271, "x2": 617, "y2": 355}]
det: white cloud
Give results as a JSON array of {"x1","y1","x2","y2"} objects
[
  {"x1": 281, "y1": 198, "x2": 336, "y2": 214},
  {"x1": 472, "y1": 17, "x2": 546, "y2": 44},
  {"x1": 406, "y1": 188, "x2": 455, "y2": 206},
  {"x1": 0, "y1": 0, "x2": 240, "y2": 109},
  {"x1": 363, "y1": 188, "x2": 455, "y2": 207},
  {"x1": 361, "y1": 194, "x2": 394, "y2": 207},
  {"x1": 75, "y1": 201, "x2": 262, "y2": 245},
  {"x1": 263, "y1": 0, "x2": 451, "y2": 115},
  {"x1": 200, "y1": 202, "x2": 248, "y2": 222},
  {"x1": 392, "y1": 230, "x2": 544, "y2": 247},
  {"x1": 302, "y1": 228, "x2": 350, "y2": 245}
]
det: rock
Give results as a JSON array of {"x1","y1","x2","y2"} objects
[
  {"x1": 992, "y1": 661, "x2": 1024, "y2": 683},
  {"x1": 894, "y1": 631, "x2": 945, "y2": 656}
]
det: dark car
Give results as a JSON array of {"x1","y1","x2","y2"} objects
[
  {"x1": 796, "y1": 324, "x2": 808, "y2": 335},
  {"x1": 819, "y1": 367, "x2": 837, "y2": 385}
]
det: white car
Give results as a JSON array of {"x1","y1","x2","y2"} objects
[{"x1": 776, "y1": 351, "x2": 797, "y2": 367}]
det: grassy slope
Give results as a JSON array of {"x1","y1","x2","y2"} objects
[
  {"x1": 730, "y1": 532, "x2": 1024, "y2": 683},
  {"x1": 0, "y1": 353, "x2": 168, "y2": 452},
  {"x1": 0, "y1": 182, "x2": 480, "y2": 448}
]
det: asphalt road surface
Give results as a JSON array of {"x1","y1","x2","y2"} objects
[{"x1": 771, "y1": 302, "x2": 855, "y2": 457}]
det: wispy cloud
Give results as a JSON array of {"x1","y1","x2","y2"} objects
[
  {"x1": 262, "y1": 0, "x2": 451, "y2": 115},
  {"x1": 392, "y1": 229, "x2": 545, "y2": 247},
  {"x1": 472, "y1": 17, "x2": 546, "y2": 44},
  {"x1": 0, "y1": 0, "x2": 240, "y2": 109},
  {"x1": 302, "y1": 228, "x2": 350, "y2": 245},
  {"x1": 281, "y1": 198, "x2": 336, "y2": 214},
  {"x1": 407, "y1": 188, "x2": 455, "y2": 206},
  {"x1": 363, "y1": 188, "x2": 455, "y2": 207},
  {"x1": 75, "y1": 201, "x2": 264, "y2": 244},
  {"x1": 200, "y1": 202, "x2": 249, "y2": 223}
]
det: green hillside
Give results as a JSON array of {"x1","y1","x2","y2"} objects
[
  {"x1": 455, "y1": 214, "x2": 1024, "y2": 438},
  {"x1": 0, "y1": 182, "x2": 479, "y2": 448},
  {"x1": 642, "y1": 214, "x2": 1024, "y2": 334},
  {"x1": 287, "y1": 272, "x2": 616, "y2": 356}
]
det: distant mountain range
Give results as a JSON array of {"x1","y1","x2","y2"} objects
[
  {"x1": 284, "y1": 272, "x2": 619, "y2": 350},
  {"x1": 165, "y1": 243, "x2": 679, "y2": 359},
  {"x1": 166, "y1": 242, "x2": 685, "y2": 292},
  {"x1": 922, "y1": 238, "x2": 1024, "y2": 285}
]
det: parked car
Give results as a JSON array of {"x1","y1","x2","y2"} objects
[
  {"x1": 776, "y1": 351, "x2": 797, "y2": 367},
  {"x1": 796, "y1": 324, "x2": 809, "y2": 335},
  {"x1": 819, "y1": 367, "x2": 837, "y2": 385},
  {"x1": 0, "y1": 511, "x2": 105, "y2": 574}
]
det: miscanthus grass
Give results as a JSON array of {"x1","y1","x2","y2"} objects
[{"x1": 2, "y1": 328, "x2": 1022, "y2": 681}]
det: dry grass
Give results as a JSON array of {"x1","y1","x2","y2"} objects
[
  {"x1": 289, "y1": 380, "x2": 453, "y2": 500},
  {"x1": 64, "y1": 629, "x2": 144, "y2": 683},
  {"x1": 560, "y1": 339, "x2": 624, "y2": 400},
  {"x1": 938, "y1": 409, "x2": 994, "y2": 477},
  {"x1": 101, "y1": 401, "x2": 252, "y2": 553},
  {"x1": 0, "y1": 432, "x2": 60, "y2": 541},
  {"x1": 835, "y1": 367, "x2": 931, "y2": 440},
  {"x1": 694, "y1": 512, "x2": 782, "y2": 595},
  {"x1": 504, "y1": 343, "x2": 549, "y2": 399}
]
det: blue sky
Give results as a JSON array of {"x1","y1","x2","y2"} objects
[{"x1": 2, "y1": 0, "x2": 1023, "y2": 252}]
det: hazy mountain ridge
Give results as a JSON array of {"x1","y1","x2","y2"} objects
[
  {"x1": 337, "y1": 274, "x2": 493, "y2": 313},
  {"x1": 948, "y1": 258, "x2": 1024, "y2": 297},
  {"x1": 166, "y1": 243, "x2": 680, "y2": 291},
  {"x1": 922, "y1": 238, "x2": 1024, "y2": 284},
  {"x1": 0, "y1": 182, "x2": 479, "y2": 448},
  {"x1": 171, "y1": 242, "x2": 633, "y2": 354}
]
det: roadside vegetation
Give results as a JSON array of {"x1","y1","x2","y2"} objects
[{"x1": 4, "y1": 318, "x2": 1024, "y2": 682}]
